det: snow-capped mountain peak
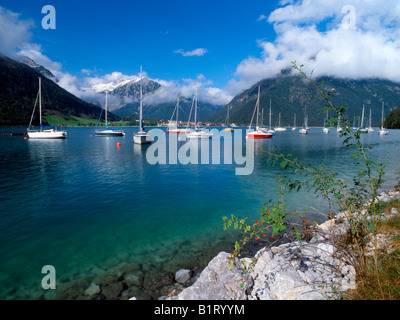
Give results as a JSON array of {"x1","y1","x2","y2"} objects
[{"x1": 91, "y1": 77, "x2": 140, "y2": 93}]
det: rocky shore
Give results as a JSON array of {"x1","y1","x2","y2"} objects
[{"x1": 164, "y1": 190, "x2": 400, "y2": 300}]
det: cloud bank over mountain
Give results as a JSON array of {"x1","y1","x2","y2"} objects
[{"x1": 229, "y1": 0, "x2": 400, "y2": 92}]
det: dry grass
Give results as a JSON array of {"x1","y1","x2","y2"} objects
[{"x1": 344, "y1": 201, "x2": 400, "y2": 300}]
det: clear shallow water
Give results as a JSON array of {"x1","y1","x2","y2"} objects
[{"x1": 0, "y1": 127, "x2": 399, "y2": 299}]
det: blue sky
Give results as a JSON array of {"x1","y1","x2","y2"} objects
[
  {"x1": 1, "y1": 0, "x2": 400, "y2": 106},
  {"x1": 1, "y1": 0, "x2": 278, "y2": 87}
]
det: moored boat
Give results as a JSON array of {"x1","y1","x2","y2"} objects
[
  {"x1": 246, "y1": 87, "x2": 273, "y2": 139},
  {"x1": 27, "y1": 77, "x2": 67, "y2": 140}
]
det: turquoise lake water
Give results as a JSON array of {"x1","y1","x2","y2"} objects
[{"x1": 0, "y1": 127, "x2": 399, "y2": 299}]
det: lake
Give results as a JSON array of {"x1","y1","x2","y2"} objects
[{"x1": 0, "y1": 127, "x2": 399, "y2": 299}]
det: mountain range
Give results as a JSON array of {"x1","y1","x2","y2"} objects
[
  {"x1": 89, "y1": 77, "x2": 222, "y2": 121},
  {"x1": 0, "y1": 55, "x2": 117, "y2": 127},
  {"x1": 208, "y1": 75, "x2": 400, "y2": 128},
  {"x1": 88, "y1": 77, "x2": 161, "y2": 109},
  {"x1": 1, "y1": 54, "x2": 400, "y2": 128}
]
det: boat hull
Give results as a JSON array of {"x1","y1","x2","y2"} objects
[
  {"x1": 187, "y1": 131, "x2": 213, "y2": 139},
  {"x1": 223, "y1": 128, "x2": 234, "y2": 133},
  {"x1": 134, "y1": 132, "x2": 152, "y2": 144},
  {"x1": 167, "y1": 129, "x2": 191, "y2": 134},
  {"x1": 246, "y1": 130, "x2": 273, "y2": 139},
  {"x1": 299, "y1": 129, "x2": 308, "y2": 135},
  {"x1": 379, "y1": 130, "x2": 388, "y2": 136},
  {"x1": 95, "y1": 130, "x2": 125, "y2": 137},
  {"x1": 27, "y1": 130, "x2": 67, "y2": 139}
]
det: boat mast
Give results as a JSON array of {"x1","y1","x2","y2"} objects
[
  {"x1": 176, "y1": 96, "x2": 179, "y2": 128},
  {"x1": 194, "y1": 88, "x2": 198, "y2": 131},
  {"x1": 39, "y1": 77, "x2": 42, "y2": 129},
  {"x1": 139, "y1": 65, "x2": 143, "y2": 132},
  {"x1": 227, "y1": 105, "x2": 230, "y2": 126},
  {"x1": 261, "y1": 108, "x2": 264, "y2": 128},
  {"x1": 269, "y1": 99, "x2": 272, "y2": 131},
  {"x1": 105, "y1": 91, "x2": 108, "y2": 128},
  {"x1": 369, "y1": 109, "x2": 372, "y2": 129},
  {"x1": 325, "y1": 110, "x2": 329, "y2": 128},
  {"x1": 256, "y1": 86, "x2": 260, "y2": 130},
  {"x1": 361, "y1": 104, "x2": 365, "y2": 129}
]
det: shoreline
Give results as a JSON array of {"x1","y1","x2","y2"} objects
[{"x1": 164, "y1": 189, "x2": 400, "y2": 300}]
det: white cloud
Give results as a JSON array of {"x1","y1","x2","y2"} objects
[
  {"x1": 257, "y1": 14, "x2": 268, "y2": 22},
  {"x1": 174, "y1": 48, "x2": 208, "y2": 57},
  {"x1": 144, "y1": 74, "x2": 233, "y2": 106},
  {"x1": 232, "y1": 0, "x2": 400, "y2": 93},
  {"x1": 81, "y1": 69, "x2": 93, "y2": 75},
  {"x1": 0, "y1": 6, "x2": 34, "y2": 57}
]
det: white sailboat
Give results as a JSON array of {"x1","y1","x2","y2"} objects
[
  {"x1": 299, "y1": 107, "x2": 309, "y2": 134},
  {"x1": 351, "y1": 117, "x2": 358, "y2": 132},
  {"x1": 223, "y1": 105, "x2": 234, "y2": 133},
  {"x1": 337, "y1": 114, "x2": 343, "y2": 133},
  {"x1": 186, "y1": 88, "x2": 213, "y2": 139},
  {"x1": 95, "y1": 91, "x2": 125, "y2": 136},
  {"x1": 134, "y1": 66, "x2": 152, "y2": 145},
  {"x1": 292, "y1": 113, "x2": 296, "y2": 131},
  {"x1": 262, "y1": 99, "x2": 275, "y2": 134},
  {"x1": 358, "y1": 105, "x2": 368, "y2": 133},
  {"x1": 167, "y1": 97, "x2": 191, "y2": 134},
  {"x1": 275, "y1": 113, "x2": 286, "y2": 132},
  {"x1": 367, "y1": 109, "x2": 374, "y2": 133},
  {"x1": 27, "y1": 77, "x2": 67, "y2": 139},
  {"x1": 379, "y1": 102, "x2": 389, "y2": 136},
  {"x1": 246, "y1": 87, "x2": 272, "y2": 139},
  {"x1": 323, "y1": 110, "x2": 330, "y2": 133}
]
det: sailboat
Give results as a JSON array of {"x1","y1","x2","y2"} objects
[
  {"x1": 358, "y1": 105, "x2": 368, "y2": 133},
  {"x1": 134, "y1": 66, "x2": 152, "y2": 145},
  {"x1": 167, "y1": 97, "x2": 191, "y2": 134},
  {"x1": 246, "y1": 87, "x2": 272, "y2": 139},
  {"x1": 337, "y1": 114, "x2": 343, "y2": 133},
  {"x1": 186, "y1": 88, "x2": 213, "y2": 139},
  {"x1": 379, "y1": 102, "x2": 389, "y2": 136},
  {"x1": 323, "y1": 110, "x2": 330, "y2": 133},
  {"x1": 299, "y1": 107, "x2": 309, "y2": 134},
  {"x1": 275, "y1": 113, "x2": 286, "y2": 132},
  {"x1": 223, "y1": 105, "x2": 234, "y2": 133},
  {"x1": 351, "y1": 117, "x2": 358, "y2": 132},
  {"x1": 27, "y1": 77, "x2": 67, "y2": 139},
  {"x1": 261, "y1": 99, "x2": 275, "y2": 134},
  {"x1": 292, "y1": 113, "x2": 296, "y2": 131},
  {"x1": 367, "y1": 109, "x2": 374, "y2": 133},
  {"x1": 95, "y1": 92, "x2": 125, "y2": 136}
]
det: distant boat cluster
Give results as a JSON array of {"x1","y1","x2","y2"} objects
[{"x1": 26, "y1": 78, "x2": 390, "y2": 143}]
